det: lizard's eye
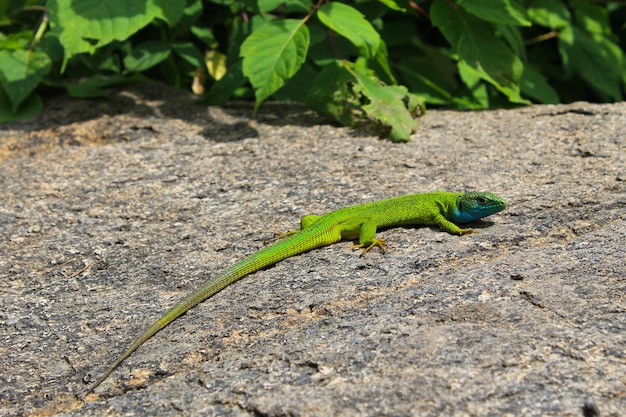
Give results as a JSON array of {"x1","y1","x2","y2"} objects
[{"x1": 476, "y1": 197, "x2": 487, "y2": 204}]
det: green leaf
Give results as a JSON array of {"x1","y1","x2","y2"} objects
[
  {"x1": 305, "y1": 60, "x2": 356, "y2": 126},
  {"x1": 306, "y1": 61, "x2": 423, "y2": 141},
  {"x1": 396, "y1": 62, "x2": 454, "y2": 105},
  {"x1": 191, "y1": 23, "x2": 218, "y2": 48},
  {"x1": 257, "y1": 0, "x2": 286, "y2": 13},
  {"x1": 64, "y1": 74, "x2": 139, "y2": 98},
  {"x1": 394, "y1": 39, "x2": 459, "y2": 106},
  {"x1": 457, "y1": 61, "x2": 489, "y2": 108},
  {"x1": 431, "y1": 0, "x2": 529, "y2": 104},
  {"x1": 307, "y1": 28, "x2": 357, "y2": 67},
  {"x1": 272, "y1": 61, "x2": 318, "y2": 102},
  {"x1": 317, "y1": 2, "x2": 380, "y2": 58},
  {"x1": 0, "y1": 86, "x2": 43, "y2": 123},
  {"x1": 372, "y1": 40, "x2": 397, "y2": 85},
  {"x1": 457, "y1": 0, "x2": 531, "y2": 26},
  {"x1": 527, "y1": 0, "x2": 571, "y2": 29},
  {"x1": 202, "y1": 60, "x2": 246, "y2": 105},
  {"x1": 458, "y1": 30, "x2": 528, "y2": 103},
  {"x1": 0, "y1": 49, "x2": 51, "y2": 112},
  {"x1": 0, "y1": 1, "x2": 11, "y2": 26},
  {"x1": 377, "y1": 0, "x2": 407, "y2": 12},
  {"x1": 227, "y1": 15, "x2": 270, "y2": 64},
  {"x1": 497, "y1": 24, "x2": 525, "y2": 61},
  {"x1": 152, "y1": 0, "x2": 185, "y2": 26},
  {"x1": 558, "y1": 26, "x2": 623, "y2": 101},
  {"x1": 0, "y1": 31, "x2": 33, "y2": 50},
  {"x1": 123, "y1": 41, "x2": 171, "y2": 73},
  {"x1": 520, "y1": 65, "x2": 559, "y2": 104},
  {"x1": 176, "y1": 0, "x2": 203, "y2": 34},
  {"x1": 172, "y1": 42, "x2": 205, "y2": 68},
  {"x1": 48, "y1": 0, "x2": 186, "y2": 65},
  {"x1": 573, "y1": 2, "x2": 611, "y2": 37},
  {"x1": 240, "y1": 19, "x2": 309, "y2": 114},
  {"x1": 352, "y1": 67, "x2": 422, "y2": 142}
]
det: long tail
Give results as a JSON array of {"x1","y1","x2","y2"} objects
[{"x1": 86, "y1": 227, "x2": 329, "y2": 395}]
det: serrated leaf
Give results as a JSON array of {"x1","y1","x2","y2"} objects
[
  {"x1": 527, "y1": 0, "x2": 571, "y2": 29},
  {"x1": 317, "y1": 2, "x2": 380, "y2": 58},
  {"x1": 240, "y1": 19, "x2": 309, "y2": 114},
  {"x1": 352, "y1": 67, "x2": 420, "y2": 142},
  {"x1": 0, "y1": 49, "x2": 51, "y2": 112},
  {"x1": 305, "y1": 60, "x2": 356, "y2": 126},
  {"x1": 48, "y1": 0, "x2": 186, "y2": 65},
  {"x1": 123, "y1": 41, "x2": 171, "y2": 73},
  {"x1": 307, "y1": 61, "x2": 423, "y2": 140},
  {"x1": 457, "y1": 0, "x2": 531, "y2": 26}
]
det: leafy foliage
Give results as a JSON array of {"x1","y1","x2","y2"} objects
[
  {"x1": 1, "y1": 0, "x2": 625, "y2": 141},
  {"x1": 241, "y1": 18, "x2": 310, "y2": 114}
]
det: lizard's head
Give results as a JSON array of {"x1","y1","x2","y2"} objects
[{"x1": 453, "y1": 192, "x2": 507, "y2": 223}]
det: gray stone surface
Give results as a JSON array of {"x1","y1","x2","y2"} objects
[{"x1": 1, "y1": 84, "x2": 624, "y2": 416}]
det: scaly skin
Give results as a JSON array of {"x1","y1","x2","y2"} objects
[{"x1": 86, "y1": 191, "x2": 506, "y2": 394}]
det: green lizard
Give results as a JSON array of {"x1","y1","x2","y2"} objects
[{"x1": 87, "y1": 191, "x2": 506, "y2": 394}]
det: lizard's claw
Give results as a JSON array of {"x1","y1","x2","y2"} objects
[{"x1": 354, "y1": 238, "x2": 388, "y2": 256}]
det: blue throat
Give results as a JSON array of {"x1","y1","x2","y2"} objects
[
  {"x1": 450, "y1": 207, "x2": 480, "y2": 223},
  {"x1": 450, "y1": 205, "x2": 501, "y2": 224}
]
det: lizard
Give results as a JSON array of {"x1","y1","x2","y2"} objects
[{"x1": 86, "y1": 191, "x2": 507, "y2": 394}]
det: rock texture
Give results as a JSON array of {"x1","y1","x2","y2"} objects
[{"x1": 1, "y1": 84, "x2": 624, "y2": 416}]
